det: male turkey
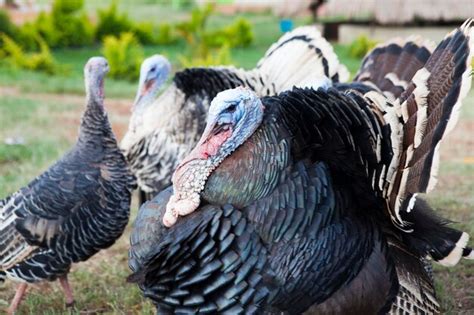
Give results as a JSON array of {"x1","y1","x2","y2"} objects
[
  {"x1": 0, "y1": 57, "x2": 135, "y2": 314},
  {"x1": 129, "y1": 21, "x2": 474, "y2": 314},
  {"x1": 121, "y1": 26, "x2": 349, "y2": 205}
]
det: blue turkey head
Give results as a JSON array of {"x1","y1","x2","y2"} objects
[
  {"x1": 164, "y1": 86, "x2": 264, "y2": 227},
  {"x1": 133, "y1": 55, "x2": 171, "y2": 112}
]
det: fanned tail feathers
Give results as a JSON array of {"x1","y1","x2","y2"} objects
[
  {"x1": 256, "y1": 26, "x2": 349, "y2": 92},
  {"x1": 355, "y1": 36, "x2": 435, "y2": 100},
  {"x1": 381, "y1": 19, "x2": 474, "y2": 266}
]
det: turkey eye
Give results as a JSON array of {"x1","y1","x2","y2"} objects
[
  {"x1": 150, "y1": 66, "x2": 156, "y2": 73},
  {"x1": 225, "y1": 104, "x2": 237, "y2": 113}
]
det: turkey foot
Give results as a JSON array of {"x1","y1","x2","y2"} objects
[{"x1": 59, "y1": 274, "x2": 75, "y2": 309}]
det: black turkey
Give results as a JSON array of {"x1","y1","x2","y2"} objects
[
  {"x1": 121, "y1": 26, "x2": 349, "y2": 205},
  {"x1": 0, "y1": 57, "x2": 135, "y2": 314},
  {"x1": 129, "y1": 21, "x2": 474, "y2": 314}
]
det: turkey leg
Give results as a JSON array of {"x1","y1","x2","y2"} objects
[
  {"x1": 7, "y1": 282, "x2": 28, "y2": 315},
  {"x1": 59, "y1": 274, "x2": 75, "y2": 308}
]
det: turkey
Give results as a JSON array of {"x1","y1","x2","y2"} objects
[
  {"x1": 120, "y1": 54, "x2": 172, "y2": 155},
  {"x1": 129, "y1": 21, "x2": 474, "y2": 314},
  {"x1": 0, "y1": 57, "x2": 135, "y2": 314},
  {"x1": 121, "y1": 26, "x2": 349, "y2": 205}
]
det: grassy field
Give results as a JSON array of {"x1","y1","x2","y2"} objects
[{"x1": 0, "y1": 2, "x2": 473, "y2": 314}]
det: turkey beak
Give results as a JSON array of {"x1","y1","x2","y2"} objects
[{"x1": 133, "y1": 78, "x2": 155, "y2": 109}]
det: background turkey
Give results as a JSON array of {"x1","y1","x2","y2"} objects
[
  {"x1": 121, "y1": 26, "x2": 349, "y2": 205},
  {"x1": 0, "y1": 57, "x2": 135, "y2": 314},
  {"x1": 129, "y1": 21, "x2": 473, "y2": 314},
  {"x1": 121, "y1": 54, "x2": 172, "y2": 156}
]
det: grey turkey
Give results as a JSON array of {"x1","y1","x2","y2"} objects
[
  {"x1": 121, "y1": 26, "x2": 349, "y2": 205},
  {"x1": 0, "y1": 57, "x2": 135, "y2": 314},
  {"x1": 129, "y1": 21, "x2": 474, "y2": 314}
]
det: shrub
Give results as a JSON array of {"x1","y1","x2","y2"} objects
[
  {"x1": 52, "y1": 0, "x2": 84, "y2": 14},
  {"x1": 27, "y1": 38, "x2": 59, "y2": 74},
  {"x1": 133, "y1": 22, "x2": 155, "y2": 45},
  {"x1": 0, "y1": 34, "x2": 59, "y2": 74},
  {"x1": 0, "y1": 34, "x2": 23, "y2": 61},
  {"x1": 204, "y1": 17, "x2": 254, "y2": 48},
  {"x1": 19, "y1": 0, "x2": 94, "y2": 49},
  {"x1": 155, "y1": 22, "x2": 178, "y2": 45},
  {"x1": 53, "y1": 12, "x2": 94, "y2": 47},
  {"x1": 175, "y1": 3, "x2": 214, "y2": 44},
  {"x1": 16, "y1": 22, "x2": 39, "y2": 51},
  {"x1": 349, "y1": 35, "x2": 377, "y2": 58},
  {"x1": 179, "y1": 44, "x2": 232, "y2": 68},
  {"x1": 227, "y1": 17, "x2": 254, "y2": 47},
  {"x1": 101, "y1": 32, "x2": 143, "y2": 81},
  {"x1": 50, "y1": 0, "x2": 94, "y2": 47},
  {"x1": 0, "y1": 9, "x2": 18, "y2": 39},
  {"x1": 175, "y1": 4, "x2": 253, "y2": 67},
  {"x1": 34, "y1": 12, "x2": 59, "y2": 48},
  {"x1": 95, "y1": 1, "x2": 133, "y2": 41}
]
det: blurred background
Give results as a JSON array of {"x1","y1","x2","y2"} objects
[{"x1": 0, "y1": 0, "x2": 472, "y2": 313}]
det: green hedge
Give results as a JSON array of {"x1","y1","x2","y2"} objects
[
  {"x1": 349, "y1": 35, "x2": 378, "y2": 58},
  {"x1": 102, "y1": 32, "x2": 143, "y2": 81},
  {"x1": 0, "y1": 1, "x2": 256, "y2": 77},
  {"x1": 0, "y1": 34, "x2": 60, "y2": 75}
]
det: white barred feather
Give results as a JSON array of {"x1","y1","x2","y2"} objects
[
  {"x1": 438, "y1": 232, "x2": 469, "y2": 266},
  {"x1": 387, "y1": 20, "x2": 473, "y2": 230},
  {"x1": 257, "y1": 26, "x2": 349, "y2": 92},
  {"x1": 410, "y1": 68, "x2": 430, "y2": 148},
  {"x1": 0, "y1": 193, "x2": 37, "y2": 270}
]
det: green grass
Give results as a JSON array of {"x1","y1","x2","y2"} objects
[{"x1": 0, "y1": 97, "x2": 70, "y2": 194}]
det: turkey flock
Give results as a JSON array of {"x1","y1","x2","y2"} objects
[{"x1": 1, "y1": 19, "x2": 473, "y2": 314}]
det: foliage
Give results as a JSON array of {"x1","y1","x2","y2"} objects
[
  {"x1": 348, "y1": 35, "x2": 377, "y2": 58},
  {"x1": 10, "y1": 0, "x2": 93, "y2": 50},
  {"x1": 175, "y1": 4, "x2": 253, "y2": 67},
  {"x1": 33, "y1": 12, "x2": 59, "y2": 48},
  {"x1": 175, "y1": 3, "x2": 213, "y2": 46},
  {"x1": 178, "y1": 44, "x2": 231, "y2": 67},
  {"x1": 15, "y1": 22, "x2": 39, "y2": 51},
  {"x1": 95, "y1": 1, "x2": 163, "y2": 45},
  {"x1": 226, "y1": 17, "x2": 254, "y2": 47},
  {"x1": 34, "y1": 0, "x2": 93, "y2": 48},
  {"x1": 132, "y1": 22, "x2": 155, "y2": 45},
  {"x1": 95, "y1": 1, "x2": 133, "y2": 41},
  {"x1": 101, "y1": 32, "x2": 143, "y2": 81},
  {"x1": 204, "y1": 17, "x2": 254, "y2": 48},
  {"x1": 52, "y1": 0, "x2": 84, "y2": 14},
  {"x1": 0, "y1": 34, "x2": 59, "y2": 74},
  {"x1": 52, "y1": 13, "x2": 94, "y2": 48},
  {"x1": 155, "y1": 22, "x2": 178, "y2": 45},
  {"x1": 0, "y1": 9, "x2": 18, "y2": 39}
]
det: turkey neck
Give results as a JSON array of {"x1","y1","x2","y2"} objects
[
  {"x1": 202, "y1": 115, "x2": 290, "y2": 207},
  {"x1": 77, "y1": 85, "x2": 114, "y2": 148}
]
